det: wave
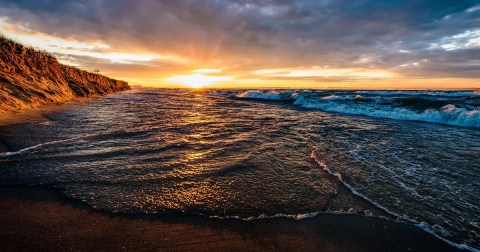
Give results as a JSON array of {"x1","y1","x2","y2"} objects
[
  {"x1": 310, "y1": 148, "x2": 410, "y2": 221},
  {"x1": 235, "y1": 91, "x2": 292, "y2": 101},
  {"x1": 392, "y1": 97, "x2": 451, "y2": 111},
  {"x1": 235, "y1": 90, "x2": 480, "y2": 128},
  {"x1": 357, "y1": 90, "x2": 480, "y2": 97},
  {"x1": 321, "y1": 94, "x2": 354, "y2": 101},
  {"x1": 0, "y1": 129, "x2": 131, "y2": 158},
  {"x1": 236, "y1": 90, "x2": 480, "y2": 99},
  {"x1": 310, "y1": 148, "x2": 479, "y2": 252},
  {"x1": 298, "y1": 99, "x2": 480, "y2": 128}
]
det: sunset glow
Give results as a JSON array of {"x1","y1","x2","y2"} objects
[
  {"x1": 252, "y1": 68, "x2": 395, "y2": 79},
  {"x1": 166, "y1": 73, "x2": 233, "y2": 88},
  {"x1": 1, "y1": 2, "x2": 480, "y2": 250},
  {"x1": 0, "y1": 1, "x2": 478, "y2": 89}
]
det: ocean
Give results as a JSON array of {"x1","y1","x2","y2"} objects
[{"x1": 1, "y1": 88, "x2": 479, "y2": 250}]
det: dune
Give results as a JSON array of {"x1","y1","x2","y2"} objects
[{"x1": 0, "y1": 35, "x2": 130, "y2": 112}]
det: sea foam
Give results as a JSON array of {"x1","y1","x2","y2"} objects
[
  {"x1": 235, "y1": 91, "x2": 291, "y2": 100},
  {"x1": 310, "y1": 148, "x2": 480, "y2": 252},
  {"x1": 235, "y1": 90, "x2": 480, "y2": 128}
]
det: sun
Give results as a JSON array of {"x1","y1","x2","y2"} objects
[
  {"x1": 166, "y1": 73, "x2": 233, "y2": 88},
  {"x1": 166, "y1": 74, "x2": 210, "y2": 88}
]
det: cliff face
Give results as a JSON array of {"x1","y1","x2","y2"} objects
[{"x1": 0, "y1": 36, "x2": 130, "y2": 112}]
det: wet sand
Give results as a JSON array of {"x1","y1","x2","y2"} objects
[
  {"x1": 0, "y1": 97, "x2": 90, "y2": 127},
  {"x1": 0, "y1": 187, "x2": 460, "y2": 252}
]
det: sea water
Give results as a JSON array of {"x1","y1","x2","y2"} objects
[{"x1": 0, "y1": 89, "x2": 479, "y2": 250}]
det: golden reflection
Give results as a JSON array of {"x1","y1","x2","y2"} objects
[
  {"x1": 174, "y1": 93, "x2": 219, "y2": 176},
  {"x1": 187, "y1": 151, "x2": 205, "y2": 160}
]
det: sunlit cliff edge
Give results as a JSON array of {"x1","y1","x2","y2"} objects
[{"x1": 0, "y1": 35, "x2": 130, "y2": 112}]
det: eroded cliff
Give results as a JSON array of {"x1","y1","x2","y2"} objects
[{"x1": 0, "y1": 36, "x2": 130, "y2": 112}]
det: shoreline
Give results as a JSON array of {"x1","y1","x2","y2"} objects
[
  {"x1": 0, "y1": 98, "x2": 89, "y2": 155},
  {"x1": 0, "y1": 97, "x2": 88, "y2": 127},
  {"x1": 0, "y1": 90, "x2": 135, "y2": 154},
  {"x1": 0, "y1": 186, "x2": 461, "y2": 252},
  {"x1": 0, "y1": 88, "x2": 140, "y2": 128},
  {"x1": 0, "y1": 90, "x2": 138, "y2": 156}
]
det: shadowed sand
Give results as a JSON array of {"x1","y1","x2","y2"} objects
[
  {"x1": 0, "y1": 187, "x2": 460, "y2": 252},
  {"x1": 0, "y1": 97, "x2": 88, "y2": 127}
]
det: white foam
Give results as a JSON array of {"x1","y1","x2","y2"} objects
[
  {"x1": 321, "y1": 94, "x2": 354, "y2": 101},
  {"x1": 310, "y1": 149, "x2": 480, "y2": 252},
  {"x1": 236, "y1": 91, "x2": 290, "y2": 100},
  {"x1": 209, "y1": 212, "x2": 322, "y2": 221},
  {"x1": 208, "y1": 209, "x2": 394, "y2": 221},
  {"x1": 297, "y1": 98, "x2": 480, "y2": 128},
  {"x1": 416, "y1": 222, "x2": 479, "y2": 252},
  {"x1": 357, "y1": 90, "x2": 480, "y2": 97},
  {"x1": 235, "y1": 89, "x2": 480, "y2": 127},
  {"x1": 0, "y1": 130, "x2": 129, "y2": 158}
]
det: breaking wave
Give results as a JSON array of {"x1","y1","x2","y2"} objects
[
  {"x1": 357, "y1": 90, "x2": 480, "y2": 97},
  {"x1": 234, "y1": 90, "x2": 480, "y2": 128},
  {"x1": 235, "y1": 90, "x2": 292, "y2": 100}
]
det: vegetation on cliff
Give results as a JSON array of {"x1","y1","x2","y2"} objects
[{"x1": 0, "y1": 35, "x2": 130, "y2": 112}]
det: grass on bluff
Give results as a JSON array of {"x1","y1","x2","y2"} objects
[
  {"x1": 0, "y1": 33, "x2": 130, "y2": 112},
  {"x1": 0, "y1": 33, "x2": 88, "y2": 73}
]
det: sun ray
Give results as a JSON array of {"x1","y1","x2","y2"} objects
[{"x1": 165, "y1": 73, "x2": 233, "y2": 88}]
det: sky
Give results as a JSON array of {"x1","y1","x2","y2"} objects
[{"x1": 0, "y1": 0, "x2": 479, "y2": 89}]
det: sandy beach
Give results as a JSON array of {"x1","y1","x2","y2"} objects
[{"x1": 0, "y1": 186, "x2": 460, "y2": 252}]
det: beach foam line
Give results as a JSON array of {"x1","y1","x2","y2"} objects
[
  {"x1": 208, "y1": 212, "x2": 322, "y2": 221},
  {"x1": 207, "y1": 210, "x2": 478, "y2": 251},
  {"x1": 310, "y1": 148, "x2": 479, "y2": 252},
  {"x1": 416, "y1": 222, "x2": 479, "y2": 252},
  {"x1": 0, "y1": 130, "x2": 130, "y2": 158},
  {"x1": 207, "y1": 209, "x2": 391, "y2": 221},
  {"x1": 310, "y1": 148, "x2": 409, "y2": 220}
]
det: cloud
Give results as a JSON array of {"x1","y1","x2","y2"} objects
[
  {"x1": 430, "y1": 30, "x2": 480, "y2": 51},
  {"x1": 193, "y1": 69, "x2": 223, "y2": 73},
  {"x1": 0, "y1": 0, "x2": 479, "y2": 84},
  {"x1": 252, "y1": 68, "x2": 394, "y2": 80}
]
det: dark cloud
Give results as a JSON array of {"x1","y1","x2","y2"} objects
[{"x1": 1, "y1": 0, "x2": 479, "y2": 79}]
